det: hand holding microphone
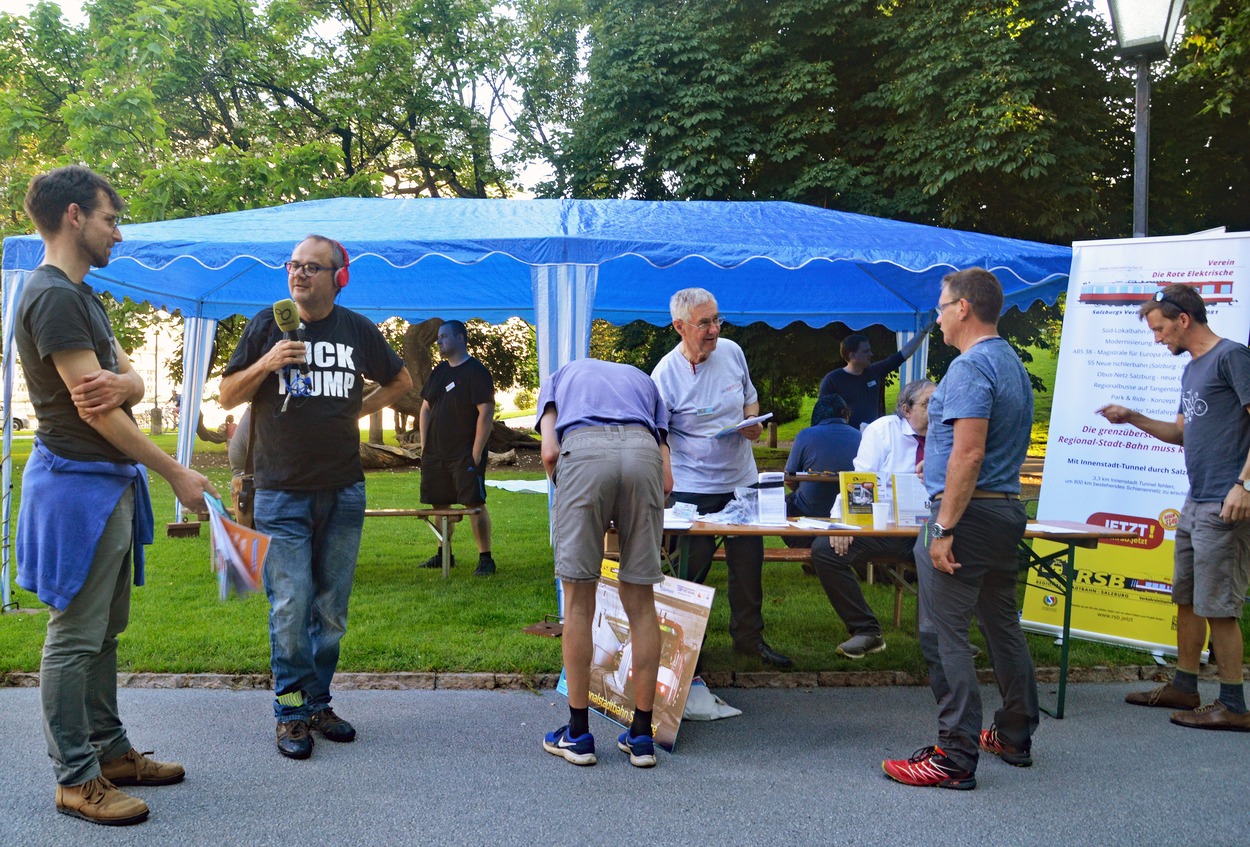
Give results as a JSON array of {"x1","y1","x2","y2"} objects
[
  {"x1": 273, "y1": 298, "x2": 308, "y2": 375},
  {"x1": 273, "y1": 298, "x2": 311, "y2": 409}
]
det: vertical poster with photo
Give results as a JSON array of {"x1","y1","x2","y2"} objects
[
  {"x1": 1024, "y1": 232, "x2": 1250, "y2": 653},
  {"x1": 558, "y1": 560, "x2": 714, "y2": 751}
]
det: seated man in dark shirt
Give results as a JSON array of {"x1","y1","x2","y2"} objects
[{"x1": 783, "y1": 394, "x2": 860, "y2": 548}]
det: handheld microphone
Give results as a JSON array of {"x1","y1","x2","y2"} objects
[
  {"x1": 273, "y1": 298, "x2": 308, "y2": 375},
  {"x1": 273, "y1": 298, "x2": 310, "y2": 411}
]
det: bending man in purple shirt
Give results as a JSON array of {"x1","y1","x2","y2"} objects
[{"x1": 536, "y1": 358, "x2": 673, "y2": 768}]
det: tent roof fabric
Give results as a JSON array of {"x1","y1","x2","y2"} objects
[{"x1": 2, "y1": 197, "x2": 1072, "y2": 330}]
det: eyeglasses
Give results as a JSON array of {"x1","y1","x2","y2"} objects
[
  {"x1": 93, "y1": 211, "x2": 121, "y2": 231},
  {"x1": 1153, "y1": 290, "x2": 1189, "y2": 316},
  {"x1": 285, "y1": 261, "x2": 331, "y2": 277},
  {"x1": 687, "y1": 315, "x2": 725, "y2": 331},
  {"x1": 938, "y1": 298, "x2": 970, "y2": 311}
]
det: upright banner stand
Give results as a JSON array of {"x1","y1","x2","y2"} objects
[{"x1": 1024, "y1": 231, "x2": 1250, "y2": 653}]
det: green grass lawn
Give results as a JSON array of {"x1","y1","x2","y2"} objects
[{"x1": 5, "y1": 427, "x2": 1239, "y2": 678}]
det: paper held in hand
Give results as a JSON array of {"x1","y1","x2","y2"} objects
[
  {"x1": 204, "y1": 493, "x2": 272, "y2": 600},
  {"x1": 714, "y1": 412, "x2": 773, "y2": 438}
]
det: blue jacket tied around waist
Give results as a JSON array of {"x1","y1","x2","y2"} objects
[{"x1": 17, "y1": 440, "x2": 155, "y2": 610}]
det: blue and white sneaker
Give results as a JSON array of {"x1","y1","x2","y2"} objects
[
  {"x1": 617, "y1": 730, "x2": 657, "y2": 768},
  {"x1": 543, "y1": 725, "x2": 596, "y2": 766}
]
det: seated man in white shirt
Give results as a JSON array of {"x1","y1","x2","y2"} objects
[{"x1": 809, "y1": 379, "x2": 935, "y2": 659}]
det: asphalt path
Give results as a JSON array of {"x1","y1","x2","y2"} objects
[{"x1": 0, "y1": 681, "x2": 1245, "y2": 847}]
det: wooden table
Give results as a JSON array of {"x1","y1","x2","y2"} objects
[
  {"x1": 666, "y1": 518, "x2": 1133, "y2": 718},
  {"x1": 365, "y1": 507, "x2": 480, "y2": 579}
]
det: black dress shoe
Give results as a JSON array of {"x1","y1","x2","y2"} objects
[
  {"x1": 276, "y1": 720, "x2": 313, "y2": 759},
  {"x1": 735, "y1": 642, "x2": 794, "y2": 668}
]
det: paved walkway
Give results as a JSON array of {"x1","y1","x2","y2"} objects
[{"x1": 1, "y1": 681, "x2": 1244, "y2": 846}]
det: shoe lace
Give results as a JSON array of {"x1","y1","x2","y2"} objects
[
  {"x1": 82, "y1": 776, "x2": 116, "y2": 804},
  {"x1": 906, "y1": 745, "x2": 939, "y2": 764}
]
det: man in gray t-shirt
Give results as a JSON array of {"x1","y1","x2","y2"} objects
[{"x1": 1099, "y1": 283, "x2": 1250, "y2": 732}]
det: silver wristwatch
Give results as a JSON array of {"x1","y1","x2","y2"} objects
[{"x1": 930, "y1": 521, "x2": 955, "y2": 539}]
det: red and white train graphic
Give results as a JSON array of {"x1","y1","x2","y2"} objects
[{"x1": 1078, "y1": 279, "x2": 1234, "y2": 306}]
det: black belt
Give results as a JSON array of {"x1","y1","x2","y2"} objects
[{"x1": 932, "y1": 490, "x2": 1019, "y2": 501}]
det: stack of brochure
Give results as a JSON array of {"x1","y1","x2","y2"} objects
[{"x1": 204, "y1": 494, "x2": 272, "y2": 600}]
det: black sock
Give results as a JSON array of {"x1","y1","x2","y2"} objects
[
  {"x1": 569, "y1": 707, "x2": 590, "y2": 738},
  {"x1": 479, "y1": 550, "x2": 492, "y2": 561},
  {"x1": 630, "y1": 709, "x2": 653, "y2": 738}
]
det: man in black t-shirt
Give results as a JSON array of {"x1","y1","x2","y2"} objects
[
  {"x1": 220, "y1": 235, "x2": 412, "y2": 760},
  {"x1": 419, "y1": 320, "x2": 497, "y2": 576},
  {"x1": 819, "y1": 326, "x2": 934, "y2": 430}
]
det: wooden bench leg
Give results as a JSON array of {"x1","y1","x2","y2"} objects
[{"x1": 894, "y1": 583, "x2": 904, "y2": 629}]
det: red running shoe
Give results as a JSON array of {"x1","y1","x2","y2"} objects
[
  {"x1": 882, "y1": 746, "x2": 976, "y2": 790},
  {"x1": 979, "y1": 726, "x2": 1032, "y2": 767}
]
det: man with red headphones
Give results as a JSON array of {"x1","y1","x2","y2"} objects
[{"x1": 220, "y1": 235, "x2": 413, "y2": 760}]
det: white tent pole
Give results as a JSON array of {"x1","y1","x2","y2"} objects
[
  {"x1": 1, "y1": 269, "x2": 26, "y2": 611},
  {"x1": 174, "y1": 316, "x2": 218, "y2": 522},
  {"x1": 532, "y1": 262, "x2": 599, "y2": 600}
]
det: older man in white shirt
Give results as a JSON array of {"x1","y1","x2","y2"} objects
[{"x1": 808, "y1": 379, "x2": 935, "y2": 659}]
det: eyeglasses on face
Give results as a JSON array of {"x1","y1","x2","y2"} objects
[
  {"x1": 938, "y1": 298, "x2": 972, "y2": 311},
  {"x1": 687, "y1": 315, "x2": 725, "y2": 331},
  {"x1": 92, "y1": 210, "x2": 121, "y2": 231},
  {"x1": 285, "y1": 261, "x2": 331, "y2": 277}
]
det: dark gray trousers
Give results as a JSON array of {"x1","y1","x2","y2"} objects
[
  {"x1": 914, "y1": 499, "x2": 1039, "y2": 772},
  {"x1": 809, "y1": 535, "x2": 896, "y2": 637}
]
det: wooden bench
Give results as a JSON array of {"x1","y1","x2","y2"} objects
[
  {"x1": 712, "y1": 546, "x2": 812, "y2": 564},
  {"x1": 364, "y1": 506, "x2": 481, "y2": 579}
]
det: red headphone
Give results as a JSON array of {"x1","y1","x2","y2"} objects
[{"x1": 333, "y1": 241, "x2": 350, "y2": 289}]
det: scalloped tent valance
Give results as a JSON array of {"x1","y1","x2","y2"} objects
[{"x1": 1, "y1": 197, "x2": 1071, "y2": 330}]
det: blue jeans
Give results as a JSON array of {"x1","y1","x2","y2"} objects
[{"x1": 257, "y1": 483, "x2": 366, "y2": 722}]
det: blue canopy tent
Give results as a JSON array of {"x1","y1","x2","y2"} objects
[{"x1": 1, "y1": 197, "x2": 1073, "y2": 607}]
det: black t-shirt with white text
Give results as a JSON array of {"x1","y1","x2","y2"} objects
[{"x1": 224, "y1": 304, "x2": 405, "y2": 490}]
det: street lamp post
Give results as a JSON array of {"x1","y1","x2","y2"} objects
[{"x1": 1107, "y1": 0, "x2": 1186, "y2": 239}]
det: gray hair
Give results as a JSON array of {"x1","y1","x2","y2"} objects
[
  {"x1": 669, "y1": 288, "x2": 717, "y2": 323},
  {"x1": 896, "y1": 379, "x2": 935, "y2": 416}
]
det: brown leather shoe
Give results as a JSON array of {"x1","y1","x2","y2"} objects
[
  {"x1": 1169, "y1": 701, "x2": 1250, "y2": 732},
  {"x1": 1125, "y1": 682, "x2": 1200, "y2": 710},
  {"x1": 100, "y1": 748, "x2": 185, "y2": 786},
  {"x1": 56, "y1": 776, "x2": 149, "y2": 826}
]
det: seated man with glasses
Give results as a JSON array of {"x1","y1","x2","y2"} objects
[
  {"x1": 807, "y1": 379, "x2": 936, "y2": 659},
  {"x1": 651, "y1": 287, "x2": 792, "y2": 668}
]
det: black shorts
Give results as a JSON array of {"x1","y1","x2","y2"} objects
[{"x1": 420, "y1": 456, "x2": 487, "y2": 507}]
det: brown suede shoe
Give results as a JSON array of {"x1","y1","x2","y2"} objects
[
  {"x1": 1125, "y1": 682, "x2": 1201, "y2": 710},
  {"x1": 56, "y1": 776, "x2": 149, "y2": 826},
  {"x1": 1169, "y1": 701, "x2": 1250, "y2": 732},
  {"x1": 100, "y1": 748, "x2": 186, "y2": 786}
]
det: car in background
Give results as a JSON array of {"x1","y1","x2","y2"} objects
[{"x1": 2, "y1": 406, "x2": 29, "y2": 430}]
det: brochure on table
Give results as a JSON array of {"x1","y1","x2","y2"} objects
[
  {"x1": 557, "y1": 560, "x2": 715, "y2": 751},
  {"x1": 1025, "y1": 231, "x2": 1250, "y2": 654}
]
